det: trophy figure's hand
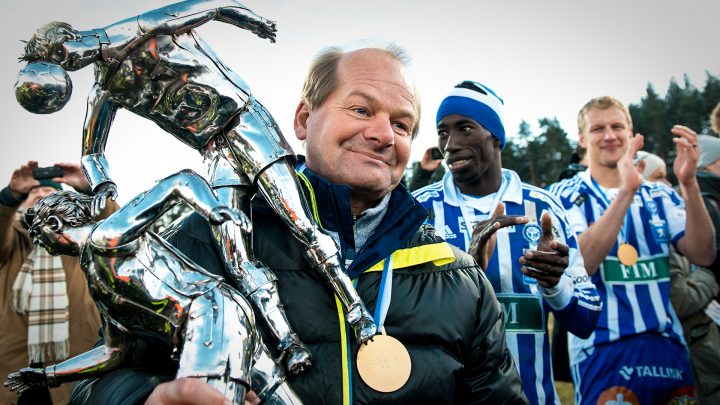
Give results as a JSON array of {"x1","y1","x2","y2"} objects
[
  {"x1": 346, "y1": 304, "x2": 377, "y2": 344},
  {"x1": 209, "y1": 206, "x2": 252, "y2": 233},
  {"x1": 91, "y1": 182, "x2": 118, "y2": 217},
  {"x1": 4, "y1": 367, "x2": 47, "y2": 394},
  {"x1": 253, "y1": 18, "x2": 277, "y2": 43},
  {"x1": 278, "y1": 334, "x2": 313, "y2": 375}
]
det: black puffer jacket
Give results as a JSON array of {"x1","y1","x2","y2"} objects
[{"x1": 71, "y1": 168, "x2": 526, "y2": 404}]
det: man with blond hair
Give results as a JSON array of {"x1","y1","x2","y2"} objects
[{"x1": 549, "y1": 96, "x2": 715, "y2": 404}]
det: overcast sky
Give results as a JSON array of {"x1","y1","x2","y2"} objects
[{"x1": 1, "y1": 0, "x2": 718, "y2": 203}]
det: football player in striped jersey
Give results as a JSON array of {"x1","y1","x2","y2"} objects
[
  {"x1": 413, "y1": 81, "x2": 601, "y2": 405},
  {"x1": 548, "y1": 96, "x2": 715, "y2": 404}
]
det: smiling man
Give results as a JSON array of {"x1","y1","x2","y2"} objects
[
  {"x1": 68, "y1": 48, "x2": 527, "y2": 405},
  {"x1": 413, "y1": 81, "x2": 600, "y2": 405},
  {"x1": 548, "y1": 96, "x2": 716, "y2": 404}
]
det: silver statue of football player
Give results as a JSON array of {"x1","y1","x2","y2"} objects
[
  {"x1": 14, "y1": 0, "x2": 378, "y2": 374},
  {"x1": 4, "y1": 170, "x2": 301, "y2": 404}
]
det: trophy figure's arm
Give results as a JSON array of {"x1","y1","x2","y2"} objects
[
  {"x1": 45, "y1": 318, "x2": 128, "y2": 386},
  {"x1": 90, "y1": 170, "x2": 248, "y2": 249},
  {"x1": 4, "y1": 319, "x2": 128, "y2": 392},
  {"x1": 128, "y1": 0, "x2": 276, "y2": 41},
  {"x1": 80, "y1": 84, "x2": 119, "y2": 192}
]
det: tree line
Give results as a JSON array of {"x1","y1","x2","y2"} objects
[{"x1": 501, "y1": 72, "x2": 720, "y2": 188}]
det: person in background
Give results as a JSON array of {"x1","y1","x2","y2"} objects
[
  {"x1": 635, "y1": 151, "x2": 671, "y2": 186},
  {"x1": 548, "y1": 96, "x2": 715, "y2": 404},
  {"x1": 638, "y1": 150, "x2": 720, "y2": 403},
  {"x1": 406, "y1": 146, "x2": 446, "y2": 191},
  {"x1": 557, "y1": 146, "x2": 588, "y2": 181},
  {"x1": 710, "y1": 102, "x2": 720, "y2": 136},
  {"x1": 413, "y1": 80, "x2": 600, "y2": 405},
  {"x1": 1, "y1": 161, "x2": 109, "y2": 405},
  {"x1": 697, "y1": 134, "x2": 720, "y2": 279}
]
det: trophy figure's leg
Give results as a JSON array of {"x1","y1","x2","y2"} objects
[
  {"x1": 211, "y1": 184, "x2": 312, "y2": 374},
  {"x1": 180, "y1": 286, "x2": 254, "y2": 404},
  {"x1": 256, "y1": 161, "x2": 377, "y2": 344},
  {"x1": 251, "y1": 334, "x2": 303, "y2": 404}
]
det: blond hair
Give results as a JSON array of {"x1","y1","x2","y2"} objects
[
  {"x1": 577, "y1": 96, "x2": 633, "y2": 134},
  {"x1": 711, "y1": 102, "x2": 720, "y2": 135}
]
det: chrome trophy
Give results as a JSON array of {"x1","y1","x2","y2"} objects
[
  {"x1": 4, "y1": 170, "x2": 301, "y2": 404},
  {"x1": 14, "y1": 0, "x2": 377, "y2": 376}
]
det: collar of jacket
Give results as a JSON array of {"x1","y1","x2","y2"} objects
[{"x1": 295, "y1": 156, "x2": 428, "y2": 279}]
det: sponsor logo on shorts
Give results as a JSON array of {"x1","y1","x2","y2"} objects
[
  {"x1": 597, "y1": 386, "x2": 639, "y2": 405},
  {"x1": 618, "y1": 365, "x2": 684, "y2": 381},
  {"x1": 668, "y1": 386, "x2": 697, "y2": 405}
]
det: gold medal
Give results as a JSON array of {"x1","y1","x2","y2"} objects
[
  {"x1": 356, "y1": 330, "x2": 412, "y2": 393},
  {"x1": 617, "y1": 243, "x2": 638, "y2": 266}
]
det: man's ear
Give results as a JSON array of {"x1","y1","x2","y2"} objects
[
  {"x1": 578, "y1": 132, "x2": 587, "y2": 149},
  {"x1": 294, "y1": 101, "x2": 311, "y2": 141}
]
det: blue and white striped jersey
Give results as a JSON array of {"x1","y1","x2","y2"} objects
[
  {"x1": 414, "y1": 169, "x2": 601, "y2": 405},
  {"x1": 548, "y1": 170, "x2": 687, "y2": 366}
]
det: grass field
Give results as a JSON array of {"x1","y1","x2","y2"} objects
[
  {"x1": 556, "y1": 381, "x2": 575, "y2": 404},
  {"x1": 549, "y1": 313, "x2": 575, "y2": 404}
]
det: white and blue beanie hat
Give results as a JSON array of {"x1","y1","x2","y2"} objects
[{"x1": 436, "y1": 81, "x2": 506, "y2": 149}]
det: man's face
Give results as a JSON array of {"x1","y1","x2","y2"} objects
[
  {"x1": 21, "y1": 186, "x2": 58, "y2": 210},
  {"x1": 294, "y1": 49, "x2": 417, "y2": 201},
  {"x1": 646, "y1": 167, "x2": 671, "y2": 187},
  {"x1": 437, "y1": 114, "x2": 500, "y2": 187},
  {"x1": 579, "y1": 106, "x2": 633, "y2": 169}
]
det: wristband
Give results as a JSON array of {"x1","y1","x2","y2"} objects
[{"x1": 0, "y1": 186, "x2": 26, "y2": 207}]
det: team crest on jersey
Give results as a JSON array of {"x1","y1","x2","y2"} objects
[
  {"x1": 522, "y1": 223, "x2": 542, "y2": 245},
  {"x1": 646, "y1": 200, "x2": 659, "y2": 215}
]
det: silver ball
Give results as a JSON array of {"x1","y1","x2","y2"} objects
[{"x1": 15, "y1": 62, "x2": 72, "y2": 114}]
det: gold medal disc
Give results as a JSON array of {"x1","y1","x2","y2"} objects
[
  {"x1": 356, "y1": 334, "x2": 412, "y2": 392},
  {"x1": 617, "y1": 243, "x2": 638, "y2": 266}
]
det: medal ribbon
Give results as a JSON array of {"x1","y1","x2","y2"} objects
[
  {"x1": 586, "y1": 175, "x2": 633, "y2": 246},
  {"x1": 374, "y1": 255, "x2": 393, "y2": 331}
]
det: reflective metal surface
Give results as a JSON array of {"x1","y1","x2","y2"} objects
[
  {"x1": 15, "y1": 62, "x2": 72, "y2": 113},
  {"x1": 5, "y1": 171, "x2": 300, "y2": 404},
  {"x1": 17, "y1": 0, "x2": 375, "y2": 371}
]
